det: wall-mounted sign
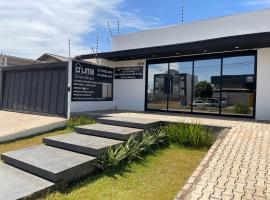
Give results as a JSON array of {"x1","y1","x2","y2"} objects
[
  {"x1": 71, "y1": 60, "x2": 113, "y2": 101},
  {"x1": 114, "y1": 66, "x2": 143, "y2": 79}
]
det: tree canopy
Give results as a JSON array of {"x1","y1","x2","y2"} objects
[{"x1": 195, "y1": 81, "x2": 213, "y2": 99}]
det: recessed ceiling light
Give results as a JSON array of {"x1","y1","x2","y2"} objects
[
  {"x1": 235, "y1": 46, "x2": 240, "y2": 49},
  {"x1": 176, "y1": 52, "x2": 180, "y2": 55}
]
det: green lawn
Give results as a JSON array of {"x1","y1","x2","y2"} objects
[
  {"x1": 0, "y1": 129, "x2": 70, "y2": 154},
  {"x1": 44, "y1": 146, "x2": 207, "y2": 200}
]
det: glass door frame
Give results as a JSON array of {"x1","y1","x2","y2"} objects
[{"x1": 145, "y1": 50, "x2": 257, "y2": 118}]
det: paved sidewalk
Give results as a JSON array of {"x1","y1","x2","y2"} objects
[
  {"x1": 109, "y1": 112, "x2": 270, "y2": 200},
  {"x1": 0, "y1": 111, "x2": 66, "y2": 143}
]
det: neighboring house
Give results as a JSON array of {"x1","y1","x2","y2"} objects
[
  {"x1": 37, "y1": 53, "x2": 68, "y2": 63},
  {"x1": 211, "y1": 74, "x2": 255, "y2": 106},
  {"x1": 0, "y1": 54, "x2": 41, "y2": 67}
]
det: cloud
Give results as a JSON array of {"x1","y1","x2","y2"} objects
[
  {"x1": 0, "y1": 0, "x2": 159, "y2": 59},
  {"x1": 245, "y1": 0, "x2": 270, "y2": 5}
]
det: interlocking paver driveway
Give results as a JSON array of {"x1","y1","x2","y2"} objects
[{"x1": 109, "y1": 112, "x2": 270, "y2": 200}]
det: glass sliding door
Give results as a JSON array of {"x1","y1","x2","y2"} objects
[
  {"x1": 168, "y1": 62, "x2": 193, "y2": 112},
  {"x1": 147, "y1": 63, "x2": 169, "y2": 111},
  {"x1": 193, "y1": 59, "x2": 221, "y2": 114},
  {"x1": 221, "y1": 56, "x2": 255, "y2": 117},
  {"x1": 146, "y1": 52, "x2": 256, "y2": 118}
]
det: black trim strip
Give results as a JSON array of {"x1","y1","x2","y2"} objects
[{"x1": 77, "y1": 32, "x2": 270, "y2": 61}]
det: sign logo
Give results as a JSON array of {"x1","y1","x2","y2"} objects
[{"x1": 75, "y1": 62, "x2": 94, "y2": 75}]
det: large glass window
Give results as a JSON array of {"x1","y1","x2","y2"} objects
[
  {"x1": 168, "y1": 62, "x2": 193, "y2": 112},
  {"x1": 221, "y1": 56, "x2": 255, "y2": 116},
  {"x1": 193, "y1": 59, "x2": 221, "y2": 114},
  {"x1": 147, "y1": 63, "x2": 168, "y2": 110},
  {"x1": 146, "y1": 53, "x2": 256, "y2": 118}
]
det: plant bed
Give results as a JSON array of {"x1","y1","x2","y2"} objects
[{"x1": 42, "y1": 122, "x2": 226, "y2": 200}]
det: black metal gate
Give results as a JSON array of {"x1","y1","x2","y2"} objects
[{"x1": 0, "y1": 62, "x2": 68, "y2": 117}]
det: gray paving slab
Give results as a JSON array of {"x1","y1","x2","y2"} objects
[
  {"x1": 1, "y1": 145, "x2": 97, "y2": 183},
  {"x1": 0, "y1": 163, "x2": 54, "y2": 200},
  {"x1": 75, "y1": 123, "x2": 143, "y2": 140},
  {"x1": 43, "y1": 133, "x2": 124, "y2": 156},
  {"x1": 97, "y1": 116, "x2": 162, "y2": 129}
]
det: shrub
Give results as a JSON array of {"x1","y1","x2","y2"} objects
[
  {"x1": 233, "y1": 103, "x2": 250, "y2": 114},
  {"x1": 162, "y1": 123, "x2": 214, "y2": 148},
  {"x1": 98, "y1": 123, "x2": 214, "y2": 169},
  {"x1": 67, "y1": 115, "x2": 95, "y2": 129},
  {"x1": 98, "y1": 128, "x2": 167, "y2": 168}
]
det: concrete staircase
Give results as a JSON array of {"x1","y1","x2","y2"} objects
[{"x1": 0, "y1": 116, "x2": 162, "y2": 200}]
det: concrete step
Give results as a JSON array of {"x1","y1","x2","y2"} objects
[
  {"x1": 0, "y1": 163, "x2": 54, "y2": 200},
  {"x1": 97, "y1": 116, "x2": 162, "y2": 129},
  {"x1": 43, "y1": 133, "x2": 124, "y2": 156},
  {"x1": 75, "y1": 123, "x2": 143, "y2": 141},
  {"x1": 1, "y1": 145, "x2": 97, "y2": 183}
]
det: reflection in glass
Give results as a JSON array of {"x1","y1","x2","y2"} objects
[
  {"x1": 147, "y1": 64, "x2": 168, "y2": 110},
  {"x1": 193, "y1": 59, "x2": 221, "y2": 114},
  {"x1": 221, "y1": 56, "x2": 255, "y2": 116},
  {"x1": 146, "y1": 54, "x2": 256, "y2": 118},
  {"x1": 168, "y1": 62, "x2": 193, "y2": 112}
]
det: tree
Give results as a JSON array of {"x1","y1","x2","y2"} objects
[{"x1": 195, "y1": 81, "x2": 213, "y2": 99}]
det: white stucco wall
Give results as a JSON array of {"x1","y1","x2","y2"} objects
[
  {"x1": 256, "y1": 48, "x2": 270, "y2": 121},
  {"x1": 112, "y1": 60, "x2": 146, "y2": 111},
  {"x1": 113, "y1": 9, "x2": 270, "y2": 51}
]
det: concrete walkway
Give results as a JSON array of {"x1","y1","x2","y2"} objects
[
  {"x1": 107, "y1": 112, "x2": 270, "y2": 200},
  {"x1": 0, "y1": 111, "x2": 66, "y2": 143}
]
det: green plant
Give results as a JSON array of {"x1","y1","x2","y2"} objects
[
  {"x1": 195, "y1": 81, "x2": 213, "y2": 99},
  {"x1": 99, "y1": 122, "x2": 214, "y2": 169},
  {"x1": 67, "y1": 115, "x2": 95, "y2": 129},
  {"x1": 233, "y1": 103, "x2": 250, "y2": 114},
  {"x1": 99, "y1": 128, "x2": 167, "y2": 168},
  {"x1": 162, "y1": 123, "x2": 214, "y2": 148}
]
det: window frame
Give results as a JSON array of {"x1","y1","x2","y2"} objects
[{"x1": 145, "y1": 50, "x2": 257, "y2": 118}]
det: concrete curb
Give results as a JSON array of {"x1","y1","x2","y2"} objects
[
  {"x1": 0, "y1": 120, "x2": 67, "y2": 143},
  {"x1": 174, "y1": 128, "x2": 229, "y2": 200}
]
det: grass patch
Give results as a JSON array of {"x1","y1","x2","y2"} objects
[
  {"x1": 162, "y1": 123, "x2": 214, "y2": 148},
  {"x1": 44, "y1": 146, "x2": 207, "y2": 200},
  {"x1": 67, "y1": 115, "x2": 96, "y2": 130}
]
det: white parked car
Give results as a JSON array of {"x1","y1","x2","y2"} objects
[{"x1": 193, "y1": 100, "x2": 206, "y2": 107}]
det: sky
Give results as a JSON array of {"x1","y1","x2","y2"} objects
[{"x1": 0, "y1": 0, "x2": 270, "y2": 59}]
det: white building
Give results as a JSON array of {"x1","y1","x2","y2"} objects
[{"x1": 73, "y1": 9, "x2": 270, "y2": 120}]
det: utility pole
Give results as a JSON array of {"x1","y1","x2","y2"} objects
[
  {"x1": 180, "y1": 0, "x2": 184, "y2": 24},
  {"x1": 107, "y1": 22, "x2": 113, "y2": 38},
  {"x1": 68, "y1": 38, "x2": 71, "y2": 59},
  {"x1": 117, "y1": 20, "x2": 120, "y2": 36}
]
